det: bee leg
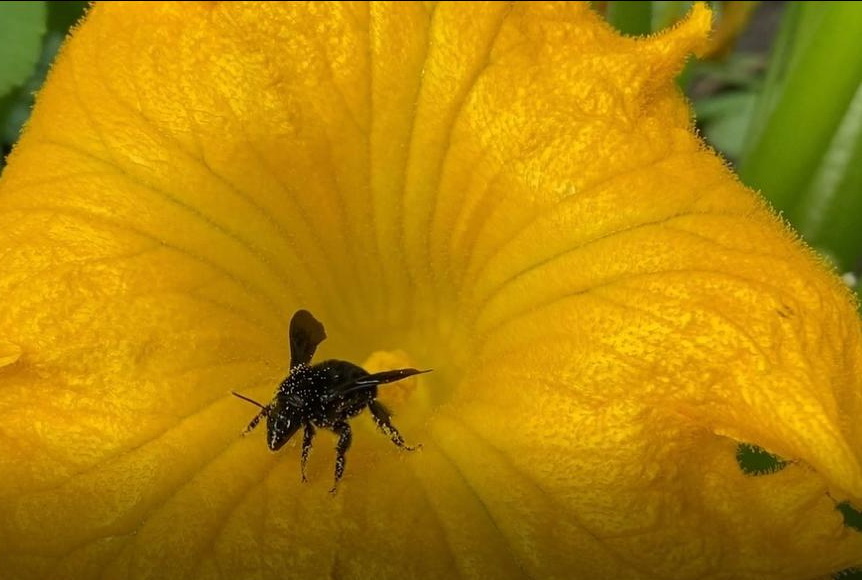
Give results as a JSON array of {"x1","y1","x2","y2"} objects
[
  {"x1": 369, "y1": 400, "x2": 419, "y2": 451},
  {"x1": 301, "y1": 422, "x2": 315, "y2": 483},
  {"x1": 243, "y1": 410, "x2": 267, "y2": 434},
  {"x1": 329, "y1": 421, "x2": 352, "y2": 494},
  {"x1": 231, "y1": 392, "x2": 270, "y2": 434}
]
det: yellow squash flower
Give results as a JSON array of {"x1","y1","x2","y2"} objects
[{"x1": 1, "y1": 2, "x2": 860, "y2": 579}]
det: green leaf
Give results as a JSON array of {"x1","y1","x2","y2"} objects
[
  {"x1": 735, "y1": 443, "x2": 789, "y2": 475},
  {"x1": 606, "y1": 1, "x2": 654, "y2": 36},
  {"x1": 0, "y1": 2, "x2": 47, "y2": 98},
  {"x1": 837, "y1": 501, "x2": 862, "y2": 533},
  {"x1": 47, "y1": 0, "x2": 87, "y2": 33},
  {"x1": 695, "y1": 90, "x2": 758, "y2": 160},
  {"x1": 738, "y1": 3, "x2": 862, "y2": 217},
  {"x1": 1, "y1": 1, "x2": 86, "y2": 171},
  {"x1": 793, "y1": 85, "x2": 862, "y2": 272},
  {"x1": 651, "y1": 1, "x2": 696, "y2": 32}
]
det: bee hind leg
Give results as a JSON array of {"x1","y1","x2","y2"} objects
[{"x1": 369, "y1": 400, "x2": 419, "y2": 451}]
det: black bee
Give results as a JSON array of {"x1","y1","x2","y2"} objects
[{"x1": 233, "y1": 309, "x2": 429, "y2": 492}]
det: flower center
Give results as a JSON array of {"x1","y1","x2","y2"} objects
[{"x1": 361, "y1": 349, "x2": 424, "y2": 407}]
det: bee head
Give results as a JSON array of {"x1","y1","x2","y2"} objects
[{"x1": 266, "y1": 396, "x2": 303, "y2": 451}]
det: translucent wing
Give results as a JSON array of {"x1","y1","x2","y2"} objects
[
  {"x1": 289, "y1": 309, "x2": 327, "y2": 368},
  {"x1": 334, "y1": 368, "x2": 431, "y2": 397}
]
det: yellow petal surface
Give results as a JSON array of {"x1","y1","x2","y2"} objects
[{"x1": 1, "y1": 2, "x2": 861, "y2": 579}]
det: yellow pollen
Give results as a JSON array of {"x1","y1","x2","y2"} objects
[{"x1": 362, "y1": 349, "x2": 422, "y2": 407}]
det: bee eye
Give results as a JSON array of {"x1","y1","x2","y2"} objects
[{"x1": 267, "y1": 411, "x2": 301, "y2": 451}]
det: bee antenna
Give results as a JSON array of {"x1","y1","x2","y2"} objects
[{"x1": 231, "y1": 391, "x2": 267, "y2": 410}]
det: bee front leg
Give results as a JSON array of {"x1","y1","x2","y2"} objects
[
  {"x1": 243, "y1": 410, "x2": 267, "y2": 434},
  {"x1": 301, "y1": 422, "x2": 315, "y2": 483},
  {"x1": 330, "y1": 421, "x2": 352, "y2": 494},
  {"x1": 369, "y1": 400, "x2": 419, "y2": 451},
  {"x1": 231, "y1": 392, "x2": 270, "y2": 435}
]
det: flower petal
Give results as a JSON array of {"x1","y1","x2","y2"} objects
[{"x1": 1, "y1": 2, "x2": 860, "y2": 579}]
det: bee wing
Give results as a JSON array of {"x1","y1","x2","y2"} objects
[
  {"x1": 336, "y1": 368, "x2": 431, "y2": 397},
  {"x1": 289, "y1": 309, "x2": 327, "y2": 368}
]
